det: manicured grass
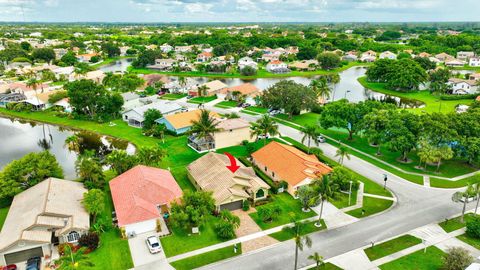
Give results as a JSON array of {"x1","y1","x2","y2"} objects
[
  {"x1": 330, "y1": 190, "x2": 358, "y2": 209},
  {"x1": 457, "y1": 233, "x2": 480, "y2": 249},
  {"x1": 364, "y1": 234, "x2": 422, "y2": 261},
  {"x1": 269, "y1": 220, "x2": 326, "y2": 241},
  {"x1": 0, "y1": 207, "x2": 9, "y2": 231},
  {"x1": 187, "y1": 96, "x2": 218, "y2": 104},
  {"x1": 240, "y1": 109, "x2": 259, "y2": 116},
  {"x1": 160, "y1": 216, "x2": 224, "y2": 257},
  {"x1": 438, "y1": 213, "x2": 478, "y2": 233},
  {"x1": 249, "y1": 193, "x2": 316, "y2": 230},
  {"x1": 160, "y1": 93, "x2": 187, "y2": 100},
  {"x1": 214, "y1": 100, "x2": 238, "y2": 108},
  {"x1": 346, "y1": 196, "x2": 394, "y2": 218},
  {"x1": 170, "y1": 244, "x2": 242, "y2": 270},
  {"x1": 243, "y1": 106, "x2": 268, "y2": 114},
  {"x1": 358, "y1": 76, "x2": 474, "y2": 114},
  {"x1": 379, "y1": 246, "x2": 445, "y2": 270},
  {"x1": 307, "y1": 263, "x2": 343, "y2": 270},
  {"x1": 430, "y1": 174, "x2": 480, "y2": 188},
  {"x1": 87, "y1": 230, "x2": 133, "y2": 270}
]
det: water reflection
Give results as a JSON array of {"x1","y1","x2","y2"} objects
[{"x1": 0, "y1": 117, "x2": 135, "y2": 179}]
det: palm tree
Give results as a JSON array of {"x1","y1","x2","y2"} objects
[
  {"x1": 310, "y1": 77, "x2": 331, "y2": 102},
  {"x1": 452, "y1": 184, "x2": 475, "y2": 223},
  {"x1": 65, "y1": 135, "x2": 81, "y2": 153},
  {"x1": 292, "y1": 221, "x2": 313, "y2": 270},
  {"x1": 312, "y1": 175, "x2": 338, "y2": 227},
  {"x1": 136, "y1": 147, "x2": 167, "y2": 167},
  {"x1": 335, "y1": 144, "x2": 350, "y2": 165},
  {"x1": 197, "y1": 85, "x2": 209, "y2": 97},
  {"x1": 473, "y1": 182, "x2": 480, "y2": 214},
  {"x1": 308, "y1": 252, "x2": 324, "y2": 270},
  {"x1": 301, "y1": 125, "x2": 319, "y2": 154},
  {"x1": 250, "y1": 115, "x2": 279, "y2": 145},
  {"x1": 178, "y1": 76, "x2": 187, "y2": 88},
  {"x1": 190, "y1": 110, "x2": 220, "y2": 150},
  {"x1": 26, "y1": 78, "x2": 41, "y2": 107},
  {"x1": 56, "y1": 245, "x2": 93, "y2": 270}
]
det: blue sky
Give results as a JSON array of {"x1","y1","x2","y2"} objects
[{"x1": 0, "y1": 0, "x2": 479, "y2": 22}]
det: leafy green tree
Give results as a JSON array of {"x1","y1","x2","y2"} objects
[
  {"x1": 308, "y1": 252, "x2": 325, "y2": 270},
  {"x1": 142, "y1": 109, "x2": 163, "y2": 131},
  {"x1": 105, "y1": 150, "x2": 137, "y2": 175},
  {"x1": 20, "y1": 41, "x2": 32, "y2": 51},
  {"x1": 261, "y1": 80, "x2": 317, "y2": 119},
  {"x1": 32, "y1": 48, "x2": 55, "y2": 63},
  {"x1": 433, "y1": 145, "x2": 454, "y2": 172},
  {"x1": 362, "y1": 109, "x2": 391, "y2": 155},
  {"x1": 300, "y1": 125, "x2": 319, "y2": 154},
  {"x1": 442, "y1": 247, "x2": 473, "y2": 270},
  {"x1": 317, "y1": 52, "x2": 341, "y2": 70},
  {"x1": 330, "y1": 166, "x2": 358, "y2": 191},
  {"x1": 0, "y1": 151, "x2": 63, "y2": 199},
  {"x1": 170, "y1": 191, "x2": 216, "y2": 230},
  {"x1": 56, "y1": 246, "x2": 94, "y2": 270},
  {"x1": 101, "y1": 42, "x2": 121, "y2": 58},
  {"x1": 132, "y1": 49, "x2": 163, "y2": 68},
  {"x1": 75, "y1": 150, "x2": 105, "y2": 189},
  {"x1": 257, "y1": 205, "x2": 282, "y2": 223},
  {"x1": 386, "y1": 59, "x2": 427, "y2": 91},
  {"x1": 82, "y1": 189, "x2": 105, "y2": 223},
  {"x1": 452, "y1": 184, "x2": 475, "y2": 223},
  {"x1": 296, "y1": 186, "x2": 319, "y2": 212},
  {"x1": 250, "y1": 115, "x2": 279, "y2": 145},
  {"x1": 136, "y1": 147, "x2": 166, "y2": 168},
  {"x1": 413, "y1": 57, "x2": 436, "y2": 70},
  {"x1": 239, "y1": 65, "x2": 257, "y2": 76},
  {"x1": 60, "y1": 51, "x2": 78, "y2": 66},
  {"x1": 215, "y1": 210, "x2": 240, "y2": 240}
]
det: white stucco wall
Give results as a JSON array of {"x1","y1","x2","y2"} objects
[{"x1": 124, "y1": 219, "x2": 157, "y2": 236}]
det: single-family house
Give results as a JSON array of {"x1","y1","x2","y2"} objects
[
  {"x1": 160, "y1": 43, "x2": 173, "y2": 53},
  {"x1": 188, "y1": 80, "x2": 228, "y2": 97},
  {"x1": 122, "y1": 100, "x2": 182, "y2": 127},
  {"x1": 148, "y1": 59, "x2": 176, "y2": 70},
  {"x1": 219, "y1": 83, "x2": 260, "y2": 103},
  {"x1": 379, "y1": 51, "x2": 397, "y2": 60},
  {"x1": 445, "y1": 59, "x2": 466, "y2": 67},
  {"x1": 186, "y1": 152, "x2": 270, "y2": 210},
  {"x1": 288, "y1": 60, "x2": 318, "y2": 71},
  {"x1": 447, "y1": 78, "x2": 479, "y2": 95},
  {"x1": 0, "y1": 93, "x2": 26, "y2": 107},
  {"x1": 435, "y1": 53, "x2": 455, "y2": 62},
  {"x1": 109, "y1": 165, "x2": 182, "y2": 236},
  {"x1": 343, "y1": 52, "x2": 358, "y2": 62},
  {"x1": 5, "y1": 62, "x2": 32, "y2": 72},
  {"x1": 238, "y1": 57, "x2": 258, "y2": 70},
  {"x1": 174, "y1": 45, "x2": 193, "y2": 53},
  {"x1": 360, "y1": 50, "x2": 377, "y2": 62},
  {"x1": 266, "y1": 60, "x2": 289, "y2": 73},
  {"x1": 261, "y1": 54, "x2": 280, "y2": 62},
  {"x1": 469, "y1": 58, "x2": 480, "y2": 67},
  {"x1": 69, "y1": 70, "x2": 105, "y2": 84},
  {"x1": 53, "y1": 48, "x2": 68, "y2": 60},
  {"x1": 0, "y1": 178, "x2": 89, "y2": 265},
  {"x1": 156, "y1": 110, "x2": 219, "y2": 135},
  {"x1": 197, "y1": 52, "x2": 213, "y2": 63},
  {"x1": 76, "y1": 53, "x2": 99, "y2": 63},
  {"x1": 251, "y1": 141, "x2": 333, "y2": 196},
  {"x1": 418, "y1": 52, "x2": 431, "y2": 58},
  {"x1": 469, "y1": 73, "x2": 480, "y2": 81},
  {"x1": 457, "y1": 51, "x2": 475, "y2": 61}
]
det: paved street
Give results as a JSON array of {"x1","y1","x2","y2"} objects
[{"x1": 182, "y1": 100, "x2": 470, "y2": 270}]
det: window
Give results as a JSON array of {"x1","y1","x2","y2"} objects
[
  {"x1": 264, "y1": 166, "x2": 268, "y2": 171},
  {"x1": 67, "y1": 231, "x2": 80, "y2": 243},
  {"x1": 256, "y1": 189, "x2": 265, "y2": 198},
  {"x1": 272, "y1": 172, "x2": 275, "y2": 177}
]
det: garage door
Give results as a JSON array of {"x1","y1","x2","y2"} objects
[
  {"x1": 5, "y1": 247, "x2": 43, "y2": 265},
  {"x1": 220, "y1": 200, "x2": 243, "y2": 211}
]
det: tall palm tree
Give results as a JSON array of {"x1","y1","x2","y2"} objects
[
  {"x1": 197, "y1": 85, "x2": 209, "y2": 97},
  {"x1": 292, "y1": 221, "x2": 313, "y2": 270},
  {"x1": 308, "y1": 252, "x2": 324, "y2": 270},
  {"x1": 310, "y1": 77, "x2": 331, "y2": 102},
  {"x1": 65, "y1": 135, "x2": 81, "y2": 153},
  {"x1": 190, "y1": 110, "x2": 220, "y2": 150},
  {"x1": 136, "y1": 147, "x2": 166, "y2": 167},
  {"x1": 178, "y1": 76, "x2": 187, "y2": 88},
  {"x1": 301, "y1": 125, "x2": 319, "y2": 154},
  {"x1": 335, "y1": 144, "x2": 350, "y2": 165},
  {"x1": 250, "y1": 115, "x2": 279, "y2": 145},
  {"x1": 473, "y1": 182, "x2": 480, "y2": 214},
  {"x1": 26, "y1": 78, "x2": 41, "y2": 107},
  {"x1": 452, "y1": 184, "x2": 475, "y2": 223},
  {"x1": 312, "y1": 175, "x2": 338, "y2": 227},
  {"x1": 56, "y1": 245, "x2": 94, "y2": 270}
]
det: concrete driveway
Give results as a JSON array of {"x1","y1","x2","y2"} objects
[{"x1": 128, "y1": 232, "x2": 174, "y2": 270}]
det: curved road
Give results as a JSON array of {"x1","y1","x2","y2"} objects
[{"x1": 179, "y1": 100, "x2": 467, "y2": 270}]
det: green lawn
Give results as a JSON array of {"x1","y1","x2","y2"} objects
[
  {"x1": 187, "y1": 96, "x2": 218, "y2": 104},
  {"x1": 214, "y1": 101, "x2": 238, "y2": 108},
  {"x1": 307, "y1": 263, "x2": 343, "y2": 270},
  {"x1": 330, "y1": 190, "x2": 358, "y2": 209},
  {"x1": 249, "y1": 193, "x2": 316, "y2": 230},
  {"x1": 364, "y1": 234, "x2": 422, "y2": 261},
  {"x1": 269, "y1": 220, "x2": 326, "y2": 241},
  {"x1": 160, "y1": 93, "x2": 187, "y2": 100},
  {"x1": 243, "y1": 106, "x2": 268, "y2": 114},
  {"x1": 379, "y1": 246, "x2": 445, "y2": 270},
  {"x1": 438, "y1": 213, "x2": 478, "y2": 233},
  {"x1": 457, "y1": 233, "x2": 480, "y2": 249},
  {"x1": 430, "y1": 174, "x2": 480, "y2": 188},
  {"x1": 346, "y1": 196, "x2": 394, "y2": 218},
  {"x1": 0, "y1": 207, "x2": 9, "y2": 231},
  {"x1": 160, "y1": 216, "x2": 224, "y2": 257},
  {"x1": 170, "y1": 244, "x2": 242, "y2": 270},
  {"x1": 358, "y1": 76, "x2": 474, "y2": 114}
]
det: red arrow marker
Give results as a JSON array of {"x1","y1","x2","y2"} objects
[{"x1": 224, "y1": 152, "x2": 240, "y2": 173}]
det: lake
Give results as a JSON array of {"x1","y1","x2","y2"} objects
[
  {"x1": 0, "y1": 117, "x2": 135, "y2": 179},
  {"x1": 98, "y1": 58, "x2": 134, "y2": 73}
]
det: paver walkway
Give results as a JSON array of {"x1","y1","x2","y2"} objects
[{"x1": 232, "y1": 209, "x2": 279, "y2": 253}]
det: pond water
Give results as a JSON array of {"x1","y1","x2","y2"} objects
[
  {"x1": 0, "y1": 117, "x2": 135, "y2": 179},
  {"x1": 103, "y1": 60, "x2": 424, "y2": 108},
  {"x1": 98, "y1": 58, "x2": 134, "y2": 73}
]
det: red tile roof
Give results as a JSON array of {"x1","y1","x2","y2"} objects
[{"x1": 109, "y1": 165, "x2": 183, "y2": 227}]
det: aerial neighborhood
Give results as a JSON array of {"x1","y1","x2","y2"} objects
[{"x1": 0, "y1": 19, "x2": 479, "y2": 270}]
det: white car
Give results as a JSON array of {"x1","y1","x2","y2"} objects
[
  {"x1": 146, "y1": 236, "x2": 162, "y2": 254},
  {"x1": 317, "y1": 135, "x2": 326, "y2": 143}
]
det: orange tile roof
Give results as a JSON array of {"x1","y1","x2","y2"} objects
[
  {"x1": 109, "y1": 165, "x2": 183, "y2": 227},
  {"x1": 163, "y1": 110, "x2": 219, "y2": 130},
  {"x1": 269, "y1": 60, "x2": 283, "y2": 65},
  {"x1": 251, "y1": 141, "x2": 332, "y2": 187},
  {"x1": 219, "y1": 83, "x2": 260, "y2": 97},
  {"x1": 476, "y1": 96, "x2": 480, "y2": 102}
]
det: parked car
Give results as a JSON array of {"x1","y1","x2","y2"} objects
[
  {"x1": 26, "y1": 257, "x2": 40, "y2": 270},
  {"x1": 146, "y1": 236, "x2": 162, "y2": 254},
  {"x1": 269, "y1": 110, "x2": 280, "y2": 116},
  {"x1": 186, "y1": 95, "x2": 193, "y2": 99},
  {"x1": 241, "y1": 103, "x2": 251, "y2": 108},
  {"x1": 257, "y1": 134, "x2": 270, "y2": 140},
  {"x1": 317, "y1": 135, "x2": 326, "y2": 143},
  {"x1": 2, "y1": 265, "x2": 17, "y2": 270}
]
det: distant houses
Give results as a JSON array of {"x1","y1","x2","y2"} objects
[
  {"x1": 188, "y1": 80, "x2": 228, "y2": 97},
  {"x1": 122, "y1": 100, "x2": 182, "y2": 128},
  {"x1": 266, "y1": 60, "x2": 289, "y2": 73},
  {"x1": 156, "y1": 109, "x2": 219, "y2": 135},
  {"x1": 447, "y1": 78, "x2": 479, "y2": 95}
]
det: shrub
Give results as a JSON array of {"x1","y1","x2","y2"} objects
[
  {"x1": 440, "y1": 94, "x2": 478, "y2": 100},
  {"x1": 442, "y1": 247, "x2": 473, "y2": 270},
  {"x1": 79, "y1": 232, "x2": 100, "y2": 250},
  {"x1": 240, "y1": 66, "x2": 257, "y2": 76},
  {"x1": 466, "y1": 216, "x2": 480, "y2": 238},
  {"x1": 215, "y1": 221, "x2": 236, "y2": 240},
  {"x1": 48, "y1": 90, "x2": 68, "y2": 104},
  {"x1": 242, "y1": 200, "x2": 250, "y2": 211},
  {"x1": 258, "y1": 205, "x2": 282, "y2": 223}
]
